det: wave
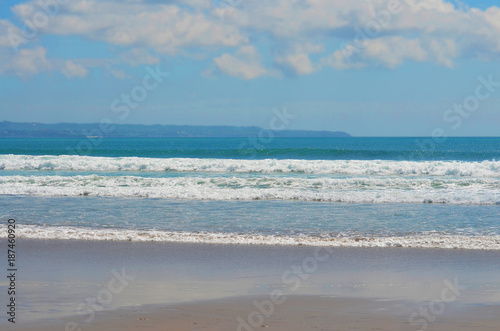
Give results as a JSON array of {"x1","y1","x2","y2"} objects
[
  {"x1": 2, "y1": 155, "x2": 500, "y2": 177},
  {"x1": 3, "y1": 225, "x2": 499, "y2": 250},
  {"x1": 1, "y1": 175, "x2": 499, "y2": 204}
]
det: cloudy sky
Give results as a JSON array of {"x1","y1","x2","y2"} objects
[{"x1": 1, "y1": 0, "x2": 499, "y2": 136}]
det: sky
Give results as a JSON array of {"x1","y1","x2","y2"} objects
[{"x1": 0, "y1": 0, "x2": 500, "y2": 136}]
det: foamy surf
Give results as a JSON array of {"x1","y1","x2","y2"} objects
[
  {"x1": 1, "y1": 174, "x2": 499, "y2": 204},
  {"x1": 1, "y1": 155, "x2": 500, "y2": 177},
  {"x1": 4, "y1": 225, "x2": 500, "y2": 250}
]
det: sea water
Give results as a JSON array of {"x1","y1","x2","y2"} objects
[{"x1": 1, "y1": 137, "x2": 499, "y2": 249}]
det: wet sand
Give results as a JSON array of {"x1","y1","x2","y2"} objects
[
  {"x1": 1, "y1": 239, "x2": 500, "y2": 330},
  {"x1": 13, "y1": 295, "x2": 500, "y2": 331}
]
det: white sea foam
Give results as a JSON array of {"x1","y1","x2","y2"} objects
[
  {"x1": 3, "y1": 225, "x2": 499, "y2": 250},
  {"x1": 1, "y1": 155, "x2": 500, "y2": 177},
  {"x1": 0, "y1": 175, "x2": 499, "y2": 204}
]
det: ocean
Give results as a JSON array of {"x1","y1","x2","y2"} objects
[{"x1": 1, "y1": 137, "x2": 499, "y2": 249}]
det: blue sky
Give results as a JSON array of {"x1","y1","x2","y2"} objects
[{"x1": 1, "y1": 0, "x2": 500, "y2": 136}]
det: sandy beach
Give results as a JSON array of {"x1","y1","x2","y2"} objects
[
  {"x1": 13, "y1": 295, "x2": 500, "y2": 331},
  {"x1": 2, "y1": 239, "x2": 499, "y2": 330}
]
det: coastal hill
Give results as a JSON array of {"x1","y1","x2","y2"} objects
[{"x1": 0, "y1": 121, "x2": 351, "y2": 138}]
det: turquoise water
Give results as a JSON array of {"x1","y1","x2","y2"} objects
[
  {"x1": 2, "y1": 137, "x2": 500, "y2": 160},
  {"x1": 0, "y1": 137, "x2": 499, "y2": 249}
]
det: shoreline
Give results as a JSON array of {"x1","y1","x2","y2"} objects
[
  {"x1": 3, "y1": 196, "x2": 500, "y2": 251},
  {"x1": 6, "y1": 226, "x2": 500, "y2": 250}
]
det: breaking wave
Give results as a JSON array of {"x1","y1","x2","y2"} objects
[
  {"x1": 1, "y1": 155, "x2": 500, "y2": 177},
  {"x1": 0, "y1": 174, "x2": 499, "y2": 204},
  {"x1": 3, "y1": 225, "x2": 499, "y2": 250}
]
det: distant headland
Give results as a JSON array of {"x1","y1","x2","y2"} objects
[{"x1": 0, "y1": 121, "x2": 351, "y2": 138}]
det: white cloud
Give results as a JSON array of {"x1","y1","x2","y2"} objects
[
  {"x1": 324, "y1": 36, "x2": 428, "y2": 69},
  {"x1": 213, "y1": 45, "x2": 272, "y2": 80},
  {"x1": 233, "y1": 0, "x2": 500, "y2": 70},
  {"x1": 277, "y1": 53, "x2": 315, "y2": 75},
  {"x1": 11, "y1": 0, "x2": 248, "y2": 54},
  {"x1": 61, "y1": 60, "x2": 89, "y2": 78},
  {"x1": 404, "y1": 0, "x2": 455, "y2": 13},
  {"x1": 276, "y1": 43, "x2": 324, "y2": 75},
  {"x1": 109, "y1": 69, "x2": 131, "y2": 79},
  {"x1": 120, "y1": 48, "x2": 159, "y2": 66},
  {"x1": 0, "y1": 19, "x2": 26, "y2": 49},
  {"x1": 0, "y1": 46, "x2": 52, "y2": 76},
  {"x1": 315, "y1": 0, "x2": 500, "y2": 69},
  {"x1": 2, "y1": 0, "x2": 500, "y2": 79},
  {"x1": 429, "y1": 39, "x2": 457, "y2": 68}
]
